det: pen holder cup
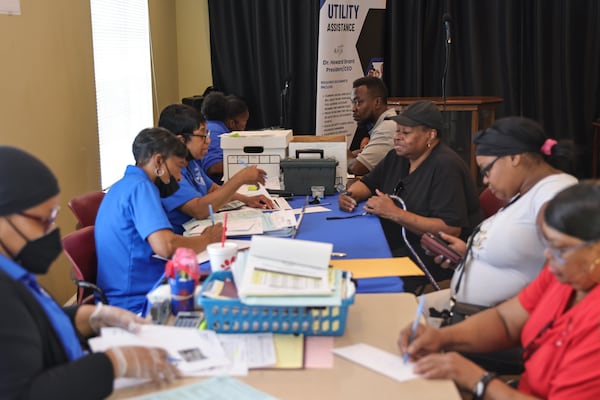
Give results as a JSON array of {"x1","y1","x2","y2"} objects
[{"x1": 169, "y1": 278, "x2": 196, "y2": 315}]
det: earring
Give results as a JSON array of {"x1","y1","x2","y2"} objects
[
  {"x1": 427, "y1": 142, "x2": 432, "y2": 149},
  {"x1": 154, "y1": 167, "x2": 164, "y2": 177},
  {"x1": 589, "y1": 257, "x2": 600, "y2": 283}
]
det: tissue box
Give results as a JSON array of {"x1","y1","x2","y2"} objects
[
  {"x1": 280, "y1": 158, "x2": 338, "y2": 195},
  {"x1": 221, "y1": 130, "x2": 292, "y2": 184}
]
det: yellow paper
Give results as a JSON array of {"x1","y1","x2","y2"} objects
[
  {"x1": 330, "y1": 257, "x2": 424, "y2": 278},
  {"x1": 273, "y1": 334, "x2": 304, "y2": 369}
]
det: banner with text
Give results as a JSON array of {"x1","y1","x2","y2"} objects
[{"x1": 315, "y1": 0, "x2": 386, "y2": 138}]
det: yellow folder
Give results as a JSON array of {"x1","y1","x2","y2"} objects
[{"x1": 330, "y1": 257, "x2": 424, "y2": 278}]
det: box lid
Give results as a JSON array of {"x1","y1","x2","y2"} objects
[
  {"x1": 280, "y1": 158, "x2": 338, "y2": 168},
  {"x1": 221, "y1": 129, "x2": 292, "y2": 149}
]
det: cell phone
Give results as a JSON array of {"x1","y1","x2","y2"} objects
[
  {"x1": 420, "y1": 232, "x2": 462, "y2": 265},
  {"x1": 173, "y1": 311, "x2": 205, "y2": 329}
]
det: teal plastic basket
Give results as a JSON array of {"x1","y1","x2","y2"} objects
[{"x1": 197, "y1": 270, "x2": 354, "y2": 336}]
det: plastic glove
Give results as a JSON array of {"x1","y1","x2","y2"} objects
[
  {"x1": 89, "y1": 303, "x2": 148, "y2": 334},
  {"x1": 106, "y1": 346, "x2": 181, "y2": 383}
]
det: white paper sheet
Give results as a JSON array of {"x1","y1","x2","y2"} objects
[
  {"x1": 88, "y1": 326, "x2": 229, "y2": 374},
  {"x1": 333, "y1": 343, "x2": 419, "y2": 382}
]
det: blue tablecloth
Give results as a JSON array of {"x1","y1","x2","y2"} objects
[{"x1": 287, "y1": 195, "x2": 404, "y2": 293}]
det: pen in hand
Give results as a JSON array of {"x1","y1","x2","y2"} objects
[
  {"x1": 404, "y1": 295, "x2": 426, "y2": 364},
  {"x1": 208, "y1": 204, "x2": 215, "y2": 225}
]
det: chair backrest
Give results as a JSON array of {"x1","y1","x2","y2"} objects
[
  {"x1": 62, "y1": 225, "x2": 104, "y2": 304},
  {"x1": 479, "y1": 187, "x2": 509, "y2": 219},
  {"x1": 68, "y1": 191, "x2": 105, "y2": 228}
]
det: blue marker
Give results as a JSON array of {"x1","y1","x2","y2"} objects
[
  {"x1": 208, "y1": 204, "x2": 215, "y2": 225},
  {"x1": 404, "y1": 295, "x2": 426, "y2": 364},
  {"x1": 167, "y1": 355, "x2": 182, "y2": 364}
]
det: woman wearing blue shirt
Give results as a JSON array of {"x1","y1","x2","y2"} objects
[
  {"x1": 158, "y1": 103, "x2": 273, "y2": 234},
  {"x1": 95, "y1": 128, "x2": 222, "y2": 313},
  {"x1": 0, "y1": 146, "x2": 179, "y2": 399},
  {"x1": 200, "y1": 92, "x2": 250, "y2": 181}
]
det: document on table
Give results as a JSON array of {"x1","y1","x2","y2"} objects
[
  {"x1": 333, "y1": 343, "x2": 419, "y2": 382},
  {"x1": 237, "y1": 236, "x2": 333, "y2": 296},
  {"x1": 330, "y1": 257, "x2": 424, "y2": 278},
  {"x1": 88, "y1": 326, "x2": 229, "y2": 375},
  {"x1": 130, "y1": 376, "x2": 279, "y2": 400}
]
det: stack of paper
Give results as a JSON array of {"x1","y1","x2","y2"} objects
[
  {"x1": 227, "y1": 236, "x2": 354, "y2": 307},
  {"x1": 182, "y1": 209, "x2": 297, "y2": 238}
]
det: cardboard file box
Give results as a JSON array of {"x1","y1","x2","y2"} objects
[
  {"x1": 280, "y1": 157, "x2": 338, "y2": 195},
  {"x1": 221, "y1": 130, "x2": 292, "y2": 185}
]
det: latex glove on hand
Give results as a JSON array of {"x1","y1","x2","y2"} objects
[
  {"x1": 89, "y1": 303, "x2": 148, "y2": 334},
  {"x1": 106, "y1": 346, "x2": 181, "y2": 384}
]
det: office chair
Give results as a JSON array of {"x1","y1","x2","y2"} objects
[
  {"x1": 67, "y1": 191, "x2": 105, "y2": 229},
  {"x1": 479, "y1": 187, "x2": 509, "y2": 219},
  {"x1": 62, "y1": 225, "x2": 107, "y2": 305}
]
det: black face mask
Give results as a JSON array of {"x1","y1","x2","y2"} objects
[
  {"x1": 154, "y1": 174, "x2": 180, "y2": 198},
  {"x1": 12, "y1": 228, "x2": 63, "y2": 275}
]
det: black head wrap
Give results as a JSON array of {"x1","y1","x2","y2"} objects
[
  {"x1": 474, "y1": 116, "x2": 547, "y2": 156},
  {"x1": 0, "y1": 146, "x2": 59, "y2": 216}
]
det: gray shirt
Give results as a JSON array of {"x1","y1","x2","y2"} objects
[{"x1": 355, "y1": 108, "x2": 397, "y2": 171}]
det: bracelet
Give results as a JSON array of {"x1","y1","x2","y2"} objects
[{"x1": 472, "y1": 371, "x2": 497, "y2": 400}]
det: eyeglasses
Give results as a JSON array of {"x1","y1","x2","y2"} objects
[
  {"x1": 539, "y1": 234, "x2": 597, "y2": 265},
  {"x1": 350, "y1": 98, "x2": 365, "y2": 107},
  {"x1": 190, "y1": 133, "x2": 210, "y2": 143},
  {"x1": 18, "y1": 205, "x2": 60, "y2": 233},
  {"x1": 479, "y1": 156, "x2": 503, "y2": 178}
]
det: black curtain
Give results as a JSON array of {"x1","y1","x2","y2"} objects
[
  {"x1": 207, "y1": 0, "x2": 319, "y2": 134},
  {"x1": 385, "y1": 0, "x2": 600, "y2": 176},
  {"x1": 208, "y1": 0, "x2": 600, "y2": 176}
]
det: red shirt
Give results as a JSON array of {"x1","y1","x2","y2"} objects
[{"x1": 518, "y1": 266, "x2": 600, "y2": 399}]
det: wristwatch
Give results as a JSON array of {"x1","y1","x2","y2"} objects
[{"x1": 472, "y1": 372, "x2": 497, "y2": 400}]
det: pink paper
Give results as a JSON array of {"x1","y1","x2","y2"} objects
[{"x1": 304, "y1": 336, "x2": 334, "y2": 368}]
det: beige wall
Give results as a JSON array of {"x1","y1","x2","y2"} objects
[{"x1": 0, "y1": 0, "x2": 212, "y2": 304}]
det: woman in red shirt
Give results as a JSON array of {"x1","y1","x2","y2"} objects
[{"x1": 398, "y1": 181, "x2": 600, "y2": 399}]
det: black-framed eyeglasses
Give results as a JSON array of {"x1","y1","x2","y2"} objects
[
  {"x1": 18, "y1": 205, "x2": 60, "y2": 233},
  {"x1": 190, "y1": 133, "x2": 210, "y2": 143},
  {"x1": 479, "y1": 156, "x2": 502, "y2": 178}
]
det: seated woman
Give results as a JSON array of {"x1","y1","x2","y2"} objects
[
  {"x1": 158, "y1": 103, "x2": 273, "y2": 234},
  {"x1": 427, "y1": 117, "x2": 577, "y2": 317},
  {"x1": 339, "y1": 100, "x2": 483, "y2": 292},
  {"x1": 399, "y1": 181, "x2": 600, "y2": 399},
  {"x1": 0, "y1": 146, "x2": 178, "y2": 399},
  {"x1": 201, "y1": 92, "x2": 250, "y2": 182},
  {"x1": 95, "y1": 128, "x2": 222, "y2": 314}
]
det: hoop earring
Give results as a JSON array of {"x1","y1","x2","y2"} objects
[{"x1": 154, "y1": 167, "x2": 164, "y2": 177}]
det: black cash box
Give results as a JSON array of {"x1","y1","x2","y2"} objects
[{"x1": 280, "y1": 157, "x2": 338, "y2": 195}]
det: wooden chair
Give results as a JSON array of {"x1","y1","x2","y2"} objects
[
  {"x1": 62, "y1": 225, "x2": 107, "y2": 305},
  {"x1": 67, "y1": 191, "x2": 105, "y2": 229},
  {"x1": 479, "y1": 187, "x2": 509, "y2": 219}
]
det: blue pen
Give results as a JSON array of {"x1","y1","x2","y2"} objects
[
  {"x1": 167, "y1": 355, "x2": 182, "y2": 364},
  {"x1": 208, "y1": 204, "x2": 215, "y2": 225},
  {"x1": 404, "y1": 295, "x2": 426, "y2": 364}
]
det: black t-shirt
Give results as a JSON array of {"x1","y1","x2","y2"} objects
[{"x1": 361, "y1": 143, "x2": 483, "y2": 280}]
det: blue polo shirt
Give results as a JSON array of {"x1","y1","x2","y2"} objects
[
  {"x1": 95, "y1": 165, "x2": 173, "y2": 314},
  {"x1": 161, "y1": 160, "x2": 214, "y2": 234},
  {"x1": 201, "y1": 120, "x2": 230, "y2": 173}
]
